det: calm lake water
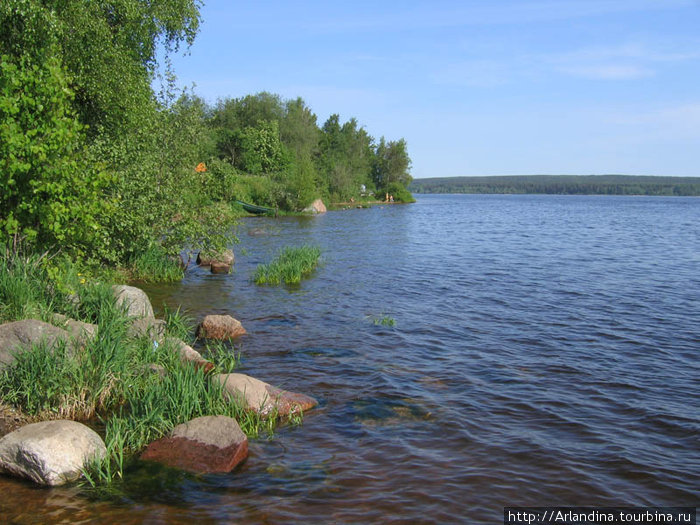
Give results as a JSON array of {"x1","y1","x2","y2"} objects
[{"x1": 1, "y1": 194, "x2": 698, "y2": 523}]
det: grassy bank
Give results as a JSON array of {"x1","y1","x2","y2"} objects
[{"x1": 0, "y1": 248, "x2": 283, "y2": 485}]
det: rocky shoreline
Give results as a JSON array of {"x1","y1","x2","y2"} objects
[{"x1": 0, "y1": 269, "x2": 317, "y2": 487}]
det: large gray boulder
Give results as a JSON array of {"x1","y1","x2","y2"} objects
[
  {"x1": 213, "y1": 373, "x2": 318, "y2": 417},
  {"x1": 141, "y1": 415, "x2": 248, "y2": 474},
  {"x1": 128, "y1": 317, "x2": 166, "y2": 342},
  {"x1": 50, "y1": 313, "x2": 97, "y2": 345},
  {"x1": 0, "y1": 320, "x2": 73, "y2": 370},
  {"x1": 0, "y1": 420, "x2": 106, "y2": 486},
  {"x1": 112, "y1": 285, "x2": 154, "y2": 319}
]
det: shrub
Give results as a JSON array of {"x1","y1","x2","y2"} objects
[
  {"x1": 386, "y1": 181, "x2": 416, "y2": 203},
  {"x1": 0, "y1": 53, "x2": 108, "y2": 255}
]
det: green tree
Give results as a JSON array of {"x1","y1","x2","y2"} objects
[
  {"x1": 0, "y1": 53, "x2": 107, "y2": 252},
  {"x1": 237, "y1": 120, "x2": 289, "y2": 175},
  {"x1": 2, "y1": 0, "x2": 202, "y2": 138},
  {"x1": 278, "y1": 97, "x2": 321, "y2": 209},
  {"x1": 233, "y1": 92, "x2": 284, "y2": 128},
  {"x1": 1, "y1": 0, "x2": 212, "y2": 264},
  {"x1": 280, "y1": 97, "x2": 320, "y2": 160},
  {"x1": 373, "y1": 137, "x2": 413, "y2": 199},
  {"x1": 317, "y1": 114, "x2": 375, "y2": 200}
]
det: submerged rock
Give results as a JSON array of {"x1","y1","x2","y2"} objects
[
  {"x1": 210, "y1": 262, "x2": 231, "y2": 274},
  {"x1": 0, "y1": 320, "x2": 74, "y2": 370},
  {"x1": 196, "y1": 315, "x2": 246, "y2": 340},
  {"x1": 140, "y1": 415, "x2": 248, "y2": 474},
  {"x1": 0, "y1": 420, "x2": 106, "y2": 486},
  {"x1": 196, "y1": 249, "x2": 234, "y2": 267},
  {"x1": 112, "y1": 285, "x2": 154, "y2": 319},
  {"x1": 213, "y1": 373, "x2": 318, "y2": 416}
]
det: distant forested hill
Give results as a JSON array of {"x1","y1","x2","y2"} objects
[{"x1": 410, "y1": 175, "x2": 700, "y2": 196}]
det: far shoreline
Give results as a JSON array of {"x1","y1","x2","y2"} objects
[{"x1": 410, "y1": 174, "x2": 700, "y2": 197}]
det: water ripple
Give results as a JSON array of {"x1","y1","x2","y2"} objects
[{"x1": 3, "y1": 195, "x2": 698, "y2": 524}]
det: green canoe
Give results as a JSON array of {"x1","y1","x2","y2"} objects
[{"x1": 236, "y1": 200, "x2": 276, "y2": 215}]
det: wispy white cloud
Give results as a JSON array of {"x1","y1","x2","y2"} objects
[
  {"x1": 558, "y1": 64, "x2": 655, "y2": 80},
  {"x1": 432, "y1": 39, "x2": 700, "y2": 86},
  {"x1": 549, "y1": 42, "x2": 700, "y2": 62},
  {"x1": 548, "y1": 41, "x2": 700, "y2": 80}
]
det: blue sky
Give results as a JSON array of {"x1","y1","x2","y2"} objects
[{"x1": 168, "y1": 0, "x2": 700, "y2": 178}]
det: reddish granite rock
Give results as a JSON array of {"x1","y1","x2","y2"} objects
[
  {"x1": 140, "y1": 416, "x2": 248, "y2": 474},
  {"x1": 213, "y1": 373, "x2": 318, "y2": 416},
  {"x1": 196, "y1": 249, "x2": 234, "y2": 267},
  {"x1": 210, "y1": 262, "x2": 231, "y2": 274},
  {"x1": 303, "y1": 199, "x2": 327, "y2": 214},
  {"x1": 196, "y1": 315, "x2": 246, "y2": 340},
  {"x1": 266, "y1": 384, "x2": 319, "y2": 415}
]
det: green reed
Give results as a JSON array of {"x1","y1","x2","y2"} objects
[
  {"x1": 253, "y1": 245, "x2": 321, "y2": 285},
  {"x1": 127, "y1": 244, "x2": 184, "y2": 283},
  {"x1": 0, "y1": 248, "x2": 291, "y2": 487}
]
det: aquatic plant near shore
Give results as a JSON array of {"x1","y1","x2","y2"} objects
[
  {"x1": 127, "y1": 244, "x2": 184, "y2": 283},
  {"x1": 202, "y1": 340, "x2": 242, "y2": 372},
  {"x1": 365, "y1": 314, "x2": 396, "y2": 327},
  {"x1": 253, "y1": 245, "x2": 321, "y2": 285},
  {"x1": 83, "y1": 357, "x2": 280, "y2": 484},
  {"x1": 163, "y1": 305, "x2": 195, "y2": 342}
]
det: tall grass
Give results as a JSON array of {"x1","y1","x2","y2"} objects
[
  {"x1": 253, "y1": 245, "x2": 321, "y2": 285},
  {"x1": 127, "y1": 244, "x2": 184, "y2": 283},
  {"x1": 0, "y1": 245, "x2": 60, "y2": 323},
  {"x1": 0, "y1": 281, "x2": 147, "y2": 421},
  {"x1": 84, "y1": 341, "x2": 278, "y2": 484},
  {"x1": 0, "y1": 242, "x2": 118, "y2": 325},
  {"x1": 202, "y1": 339, "x2": 241, "y2": 372},
  {"x1": 162, "y1": 305, "x2": 194, "y2": 342},
  {"x1": 0, "y1": 247, "x2": 288, "y2": 486}
]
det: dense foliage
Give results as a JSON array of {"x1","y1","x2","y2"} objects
[
  {"x1": 0, "y1": 0, "x2": 413, "y2": 271},
  {"x1": 410, "y1": 175, "x2": 700, "y2": 196},
  {"x1": 0, "y1": 54, "x2": 107, "y2": 251},
  {"x1": 207, "y1": 92, "x2": 414, "y2": 208}
]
